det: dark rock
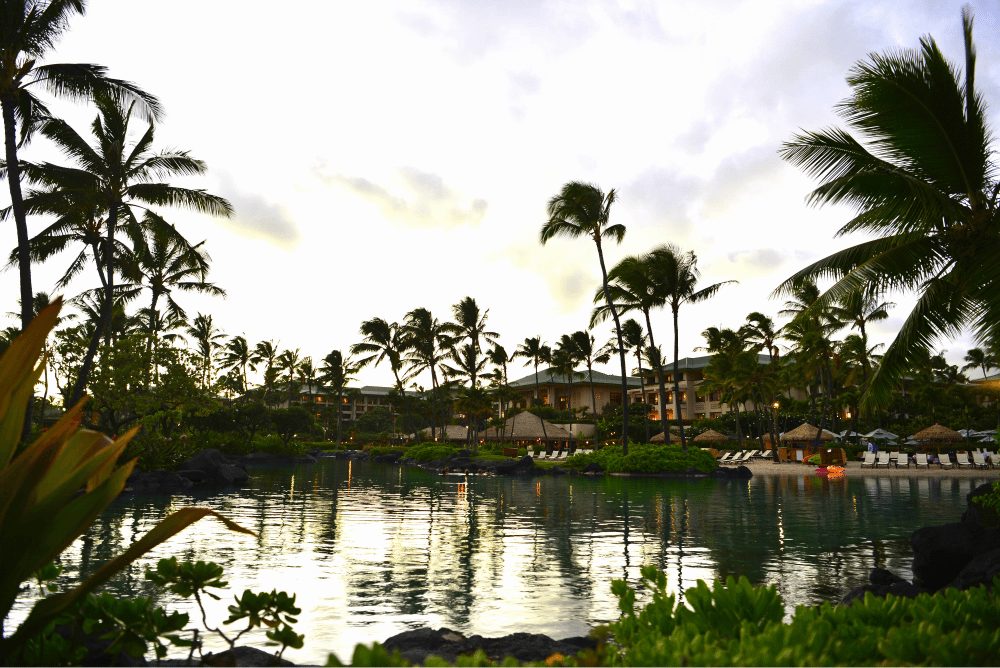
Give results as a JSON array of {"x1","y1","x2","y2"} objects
[
  {"x1": 383, "y1": 627, "x2": 595, "y2": 664},
  {"x1": 177, "y1": 468, "x2": 207, "y2": 483},
  {"x1": 962, "y1": 482, "x2": 1000, "y2": 528},
  {"x1": 492, "y1": 455, "x2": 536, "y2": 475},
  {"x1": 950, "y1": 546, "x2": 1000, "y2": 591},
  {"x1": 869, "y1": 567, "x2": 906, "y2": 586},
  {"x1": 201, "y1": 646, "x2": 293, "y2": 666},
  {"x1": 711, "y1": 465, "x2": 753, "y2": 479},
  {"x1": 372, "y1": 451, "x2": 403, "y2": 463},
  {"x1": 911, "y1": 521, "x2": 1000, "y2": 591},
  {"x1": 125, "y1": 469, "x2": 194, "y2": 495},
  {"x1": 582, "y1": 463, "x2": 603, "y2": 474},
  {"x1": 841, "y1": 571, "x2": 922, "y2": 605},
  {"x1": 180, "y1": 449, "x2": 249, "y2": 486}
]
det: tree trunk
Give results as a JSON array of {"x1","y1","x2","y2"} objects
[
  {"x1": 3, "y1": 95, "x2": 35, "y2": 440},
  {"x1": 635, "y1": 351, "x2": 649, "y2": 443},
  {"x1": 644, "y1": 309, "x2": 670, "y2": 444},
  {"x1": 534, "y1": 362, "x2": 548, "y2": 442},
  {"x1": 594, "y1": 237, "x2": 629, "y2": 452},
  {"x1": 671, "y1": 304, "x2": 687, "y2": 449},
  {"x1": 587, "y1": 364, "x2": 597, "y2": 419}
]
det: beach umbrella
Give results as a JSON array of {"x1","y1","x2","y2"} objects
[
  {"x1": 482, "y1": 411, "x2": 573, "y2": 442},
  {"x1": 911, "y1": 423, "x2": 963, "y2": 453},
  {"x1": 864, "y1": 428, "x2": 898, "y2": 440},
  {"x1": 693, "y1": 429, "x2": 729, "y2": 443},
  {"x1": 780, "y1": 422, "x2": 835, "y2": 442},
  {"x1": 650, "y1": 426, "x2": 683, "y2": 443}
]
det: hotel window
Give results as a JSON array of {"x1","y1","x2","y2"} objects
[
  {"x1": 681, "y1": 391, "x2": 687, "y2": 402},
  {"x1": 610, "y1": 392, "x2": 622, "y2": 405},
  {"x1": 647, "y1": 393, "x2": 656, "y2": 404},
  {"x1": 666, "y1": 391, "x2": 673, "y2": 402},
  {"x1": 709, "y1": 391, "x2": 721, "y2": 402},
  {"x1": 595, "y1": 391, "x2": 602, "y2": 404},
  {"x1": 695, "y1": 392, "x2": 705, "y2": 403}
]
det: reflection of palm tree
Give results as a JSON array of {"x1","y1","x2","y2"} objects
[
  {"x1": 778, "y1": 9, "x2": 998, "y2": 410},
  {"x1": 542, "y1": 182, "x2": 630, "y2": 451}
]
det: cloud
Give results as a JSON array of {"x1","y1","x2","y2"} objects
[
  {"x1": 325, "y1": 167, "x2": 487, "y2": 228},
  {"x1": 216, "y1": 176, "x2": 299, "y2": 247}
]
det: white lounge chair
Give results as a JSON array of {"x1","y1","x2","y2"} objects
[
  {"x1": 896, "y1": 453, "x2": 910, "y2": 468},
  {"x1": 939, "y1": 453, "x2": 954, "y2": 469},
  {"x1": 875, "y1": 452, "x2": 891, "y2": 468},
  {"x1": 914, "y1": 453, "x2": 929, "y2": 468},
  {"x1": 860, "y1": 452, "x2": 876, "y2": 468},
  {"x1": 555, "y1": 450, "x2": 568, "y2": 460},
  {"x1": 889, "y1": 451, "x2": 900, "y2": 464},
  {"x1": 718, "y1": 452, "x2": 734, "y2": 463},
  {"x1": 760, "y1": 450, "x2": 774, "y2": 460},
  {"x1": 972, "y1": 452, "x2": 990, "y2": 469},
  {"x1": 955, "y1": 452, "x2": 973, "y2": 469}
]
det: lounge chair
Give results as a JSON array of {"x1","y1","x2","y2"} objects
[
  {"x1": 971, "y1": 452, "x2": 989, "y2": 469},
  {"x1": 875, "y1": 452, "x2": 891, "y2": 468},
  {"x1": 554, "y1": 450, "x2": 567, "y2": 460},
  {"x1": 896, "y1": 453, "x2": 909, "y2": 468},
  {"x1": 860, "y1": 452, "x2": 876, "y2": 468},
  {"x1": 955, "y1": 452, "x2": 973, "y2": 469},
  {"x1": 914, "y1": 453, "x2": 929, "y2": 469},
  {"x1": 760, "y1": 450, "x2": 774, "y2": 460},
  {"x1": 889, "y1": 451, "x2": 900, "y2": 464},
  {"x1": 939, "y1": 453, "x2": 954, "y2": 469},
  {"x1": 718, "y1": 452, "x2": 734, "y2": 463}
]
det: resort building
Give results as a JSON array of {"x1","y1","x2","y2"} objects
[
  {"x1": 628, "y1": 354, "x2": 773, "y2": 421},
  {"x1": 507, "y1": 367, "x2": 642, "y2": 416},
  {"x1": 279, "y1": 384, "x2": 406, "y2": 423}
]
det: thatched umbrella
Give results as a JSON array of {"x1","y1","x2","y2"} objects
[
  {"x1": 780, "y1": 422, "x2": 834, "y2": 442},
  {"x1": 693, "y1": 429, "x2": 729, "y2": 443},
  {"x1": 650, "y1": 426, "x2": 683, "y2": 443},
  {"x1": 483, "y1": 411, "x2": 573, "y2": 442},
  {"x1": 416, "y1": 425, "x2": 469, "y2": 442},
  {"x1": 911, "y1": 424, "x2": 962, "y2": 452}
]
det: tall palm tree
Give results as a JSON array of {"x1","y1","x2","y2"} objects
[
  {"x1": 451, "y1": 296, "x2": 497, "y2": 389},
  {"x1": 250, "y1": 339, "x2": 280, "y2": 406},
  {"x1": 830, "y1": 290, "x2": 893, "y2": 385},
  {"x1": 592, "y1": 254, "x2": 670, "y2": 442},
  {"x1": 513, "y1": 336, "x2": 551, "y2": 441},
  {"x1": 186, "y1": 313, "x2": 224, "y2": 390},
  {"x1": 551, "y1": 337, "x2": 581, "y2": 445},
  {"x1": 569, "y1": 330, "x2": 609, "y2": 418},
  {"x1": 962, "y1": 347, "x2": 996, "y2": 381},
  {"x1": 22, "y1": 95, "x2": 230, "y2": 405},
  {"x1": 351, "y1": 317, "x2": 407, "y2": 394},
  {"x1": 0, "y1": 0, "x2": 160, "y2": 332},
  {"x1": 298, "y1": 356, "x2": 316, "y2": 406},
  {"x1": 617, "y1": 319, "x2": 649, "y2": 442},
  {"x1": 276, "y1": 348, "x2": 301, "y2": 405},
  {"x1": 646, "y1": 244, "x2": 735, "y2": 448},
  {"x1": 487, "y1": 343, "x2": 513, "y2": 437},
  {"x1": 777, "y1": 8, "x2": 998, "y2": 409},
  {"x1": 220, "y1": 335, "x2": 254, "y2": 396},
  {"x1": 780, "y1": 280, "x2": 841, "y2": 431},
  {"x1": 401, "y1": 307, "x2": 456, "y2": 439},
  {"x1": 118, "y1": 213, "x2": 224, "y2": 381},
  {"x1": 541, "y1": 181, "x2": 630, "y2": 450},
  {"x1": 320, "y1": 349, "x2": 360, "y2": 444}
]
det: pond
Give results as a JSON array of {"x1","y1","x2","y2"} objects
[{"x1": 9, "y1": 459, "x2": 993, "y2": 664}]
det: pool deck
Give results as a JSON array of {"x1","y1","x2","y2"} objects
[{"x1": 742, "y1": 460, "x2": 1000, "y2": 478}]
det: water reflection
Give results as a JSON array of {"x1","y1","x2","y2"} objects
[{"x1": 9, "y1": 461, "x2": 992, "y2": 664}]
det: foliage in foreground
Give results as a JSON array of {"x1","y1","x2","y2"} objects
[
  {"x1": 564, "y1": 443, "x2": 716, "y2": 474},
  {"x1": 334, "y1": 567, "x2": 1000, "y2": 666}
]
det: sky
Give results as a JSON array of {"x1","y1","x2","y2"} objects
[{"x1": 2, "y1": 0, "x2": 999, "y2": 389}]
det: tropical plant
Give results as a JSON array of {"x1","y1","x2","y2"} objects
[
  {"x1": 320, "y1": 349, "x2": 360, "y2": 444},
  {"x1": 450, "y1": 296, "x2": 497, "y2": 389},
  {"x1": 777, "y1": 8, "x2": 998, "y2": 410},
  {"x1": 401, "y1": 308, "x2": 456, "y2": 439},
  {"x1": 962, "y1": 347, "x2": 997, "y2": 381},
  {"x1": 351, "y1": 318, "x2": 408, "y2": 394},
  {"x1": 513, "y1": 336, "x2": 551, "y2": 441},
  {"x1": 250, "y1": 339, "x2": 279, "y2": 406},
  {"x1": 0, "y1": 300, "x2": 251, "y2": 663},
  {"x1": 646, "y1": 244, "x2": 734, "y2": 448},
  {"x1": 186, "y1": 313, "x2": 224, "y2": 390},
  {"x1": 616, "y1": 319, "x2": 649, "y2": 442},
  {"x1": 541, "y1": 181, "x2": 630, "y2": 451},
  {"x1": 276, "y1": 347, "x2": 301, "y2": 406},
  {"x1": 220, "y1": 335, "x2": 253, "y2": 397}
]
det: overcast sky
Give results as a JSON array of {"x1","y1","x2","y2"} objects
[{"x1": 3, "y1": 0, "x2": 999, "y2": 388}]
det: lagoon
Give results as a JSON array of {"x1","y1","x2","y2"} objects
[{"x1": 12, "y1": 459, "x2": 992, "y2": 664}]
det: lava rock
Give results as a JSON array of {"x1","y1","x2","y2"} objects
[
  {"x1": 869, "y1": 567, "x2": 907, "y2": 587},
  {"x1": 179, "y1": 449, "x2": 249, "y2": 486},
  {"x1": 372, "y1": 451, "x2": 403, "y2": 463},
  {"x1": 962, "y1": 482, "x2": 1000, "y2": 528},
  {"x1": 125, "y1": 469, "x2": 194, "y2": 494},
  {"x1": 949, "y1": 546, "x2": 1000, "y2": 591},
  {"x1": 201, "y1": 646, "x2": 293, "y2": 666},
  {"x1": 383, "y1": 627, "x2": 595, "y2": 664},
  {"x1": 492, "y1": 455, "x2": 536, "y2": 475},
  {"x1": 243, "y1": 451, "x2": 318, "y2": 465},
  {"x1": 911, "y1": 521, "x2": 1000, "y2": 591},
  {"x1": 841, "y1": 568, "x2": 922, "y2": 604},
  {"x1": 711, "y1": 465, "x2": 753, "y2": 479}
]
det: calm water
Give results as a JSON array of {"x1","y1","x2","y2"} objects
[{"x1": 10, "y1": 459, "x2": 995, "y2": 664}]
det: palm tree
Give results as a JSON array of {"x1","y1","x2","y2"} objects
[
  {"x1": 276, "y1": 348, "x2": 301, "y2": 405},
  {"x1": 513, "y1": 336, "x2": 551, "y2": 441},
  {"x1": 777, "y1": 8, "x2": 998, "y2": 409},
  {"x1": 592, "y1": 254, "x2": 670, "y2": 442},
  {"x1": 0, "y1": 0, "x2": 160, "y2": 332},
  {"x1": 21, "y1": 95, "x2": 230, "y2": 405},
  {"x1": 487, "y1": 343, "x2": 513, "y2": 437},
  {"x1": 401, "y1": 307, "x2": 456, "y2": 439},
  {"x1": 780, "y1": 280, "x2": 841, "y2": 431},
  {"x1": 646, "y1": 244, "x2": 735, "y2": 448},
  {"x1": 220, "y1": 335, "x2": 254, "y2": 396},
  {"x1": 541, "y1": 181, "x2": 630, "y2": 450},
  {"x1": 117, "y1": 213, "x2": 225, "y2": 382},
  {"x1": 568, "y1": 330, "x2": 609, "y2": 418},
  {"x1": 962, "y1": 347, "x2": 996, "y2": 381},
  {"x1": 351, "y1": 317, "x2": 407, "y2": 393},
  {"x1": 250, "y1": 339, "x2": 280, "y2": 406},
  {"x1": 830, "y1": 290, "x2": 893, "y2": 384},
  {"x1": 186, "y1": 313, "x2": 224, "y2": 389},
  {"x1": 451, "y1": 296, "x2": 497, "y2": 389},
  {"x1": 298, "y1": 356, "x2": 317, "y2": 408},
  {"x1": 550, "y1": 339, "x2": 579, "y2": 444},
  {"x1": 320, "y1": 350, "x2": 359, "y2": 444},
  {"x1": 617, "y1": 319, "x2": 649, "y2": 442}
]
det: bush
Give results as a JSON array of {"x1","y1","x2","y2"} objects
[
  {"x1": 252, "y1": 434, "x2": 306, "y2": 456},
  {"x1": 367, "y1": 445, "x2": 406, "y2": 458},
  {"x1": 564, "y1": 443, "x2": 716, "y2": 474},
  {"x1": 806, "y1": 454, "x2": 821, "y2": 466},
  {"x1": 404, "y1": 442, "x2": 459, "y2": 463}
]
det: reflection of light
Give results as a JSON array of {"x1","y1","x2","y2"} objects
[
  {"x1": 535, "y1": 481, "x2": 541, "y2": 497},
  {"x1": 347, "y1": 460, "x2": 352, "y2": 489},
  {"x1": 289, "y1": 474, "x2": 296, "y2": 501}
]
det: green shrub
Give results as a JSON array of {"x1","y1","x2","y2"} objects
[
  {"x1": 806, "y1": 454, "x2": 821, "y2": 466},
  {"x1": 252, "y1": 434, "x2": 307, "y2": 456},
  {"x1": 564, "y1": 443, "x2": 716, "y2": 474},
  {"x1": 404, "y1": 442, "x2": 459, "y2": 463},
  {"x1": 367, "y1": 445, "x2": 406, "y2": 458}
]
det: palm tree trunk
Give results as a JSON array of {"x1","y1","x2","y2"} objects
[
  {"x1": 671, "y1": 305, "x2": 687, "y2": 449},
  {"x1": 643, "y1": 310, "x2": 670, "y2": 444},
  {"x1": 534, "y1": 362, "x2": 548, "y2": 442},
  {"x1": 587, "y1": 364, "x2": 597, "y2": 419},
  {"x1": 335, "y1": 389, "x2": 343, "y2": 444},
  {"x1": 594, "y1": 238, "x2": 630, "y2": 452},
  {"x1": 3, "y1": 95, "x2": 35, "y2": 440},
  {"x1": 635, "y1": 351, "x2": 649, "y2": 443}
]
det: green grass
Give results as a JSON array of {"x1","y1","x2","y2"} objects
[{"x1": 564, "y1": 443, "x2": 716, "y2": 474}]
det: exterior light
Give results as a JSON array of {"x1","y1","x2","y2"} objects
[{"x1": 772, "y1": 401, "x2": 780, "y2": 409}]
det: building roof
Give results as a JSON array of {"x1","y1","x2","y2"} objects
[
  {"x1": 483, "y1": 411, "x2": 573, "y2": 441},
  {"x1": 508, "y1": 367, "x2": 642, "y2": 389},
  {"x1": 634, "y1": 353, "x2": 772, "y2": 375}
]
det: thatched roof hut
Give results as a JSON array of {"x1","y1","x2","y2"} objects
[
  {"x1": 650, "y1": 426, "x2": 683, "y2": 443},
  {"x1": 483, "y1": 411, "x2": 573, "y2": 441},
  {"x1": 780, "y1": 422, "x2": 835, "y2": 442},
  {"x1": 911, "y1": 423, "x2": 962, "y2": 442},
  {"x1": 693, "y1": 429, "x2": 729, "y2": 443}
]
